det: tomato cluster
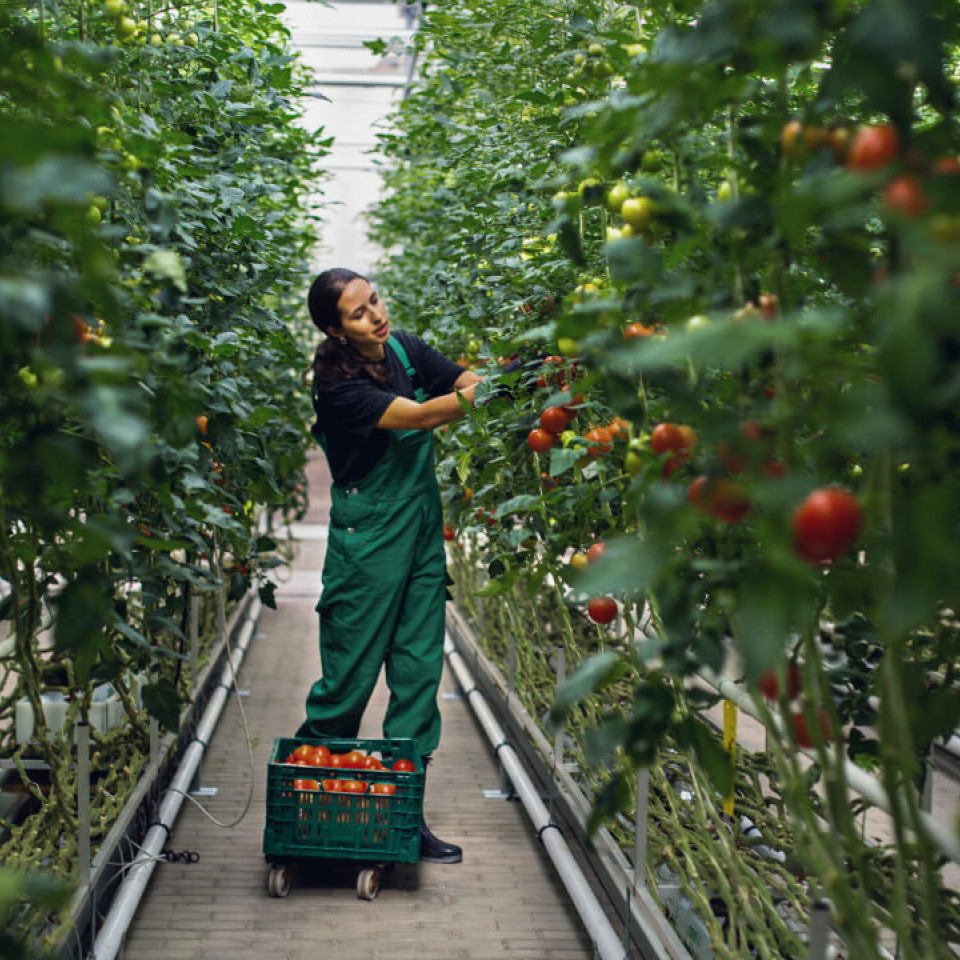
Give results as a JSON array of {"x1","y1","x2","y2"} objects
[{"x1": 283, "y1": 744, "x2": 416, "y2": 795}]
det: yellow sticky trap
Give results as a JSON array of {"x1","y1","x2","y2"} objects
[{"x1": 723, "y1": 699, "x2": 737, "y2": 817}]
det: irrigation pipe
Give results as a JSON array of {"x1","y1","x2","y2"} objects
[
  {"x1": 444, "y1": 636, "x2": 628, "y2": 960},
  {"x1": 702, "y1": 668, "x2": 960, "y2": 867},
  {"x1": 91, "y1": 595, "x2": 262, "y2": 960}
]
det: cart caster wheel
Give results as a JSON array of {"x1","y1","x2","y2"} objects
[
  {"x1": 356, "y1": 868, "x2": 380, "y2": 901},
  {"x1": 267, "y1": 864, "x2": 292, "y2": 898}
]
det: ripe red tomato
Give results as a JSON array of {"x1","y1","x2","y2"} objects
[
  {"x1": 848, "y1": 123, "x2": 899, "y2": 171},
  {"x1": 883, "y1": 174, "x2": 928, "y2": 218},
  {"x1": 342, "y1": 750, "x2": 366, "y2": 769},
  {"x1": 443, "y1": 524, "x2": 456, "y2": 541},
  {"x1": 291, "y1": 744, "x2": 315, "y2": 763},
  {"x1": 527, "y1": 428, "x2": 556, "y2": 454},
  {"x1": 676, "y1": 425, "x2": 697, "y2": 453},
  {"x1": 584, "y1": 426, "x2": 613, "y2": 458},
  {"x1": 757, "y1": 663, "x2": 801, "y2": 701},
  {"x1": 792, "y1": 487, "x2": 862, "y2": 565},
  {"x1": 688, "y1": 475, "x2": 712, "y2": 514},
  {"x1": 311, "y1": 745, "x2": 331, "y2": 765},
  {"x1": 710, "y1": 478, "x2": 750, "y2": 524},
  {"x1": 779, "y1": 119, "x2": 805, "y2": 159},
  {"x1": 688, "y1": 476, "x2": 749, "y2": 523},
  {"x1": 371, "y1": 782, "x2": 397, "y2": 796},
  {"x1": 562, "y1": 393, "x2": 585, "y2": 417},
  {"x1": 328, "y1": 753, "x2": 349, "y2": 769},
  {"x1": 587, "y1": 542, "x2": 605, "y2": 563},
  {"x1": 392, "y1": 758, "x2": 416, "y2": 773},
  {"x1": 623, "y1": 322, "x2": 655, "y2": 340},
  {"x1": 934, "y1": 156, "x2": 960, "y2": 176},
  {"x1": 321, "y1": 779, "x2": 342, "y2": 792},
  {"x1": 762, "y1": 457, "x2": 787, "y2": 478},
  {"x1": 792, "y1": 709, "x2": 832, "y2": 749},
  {"x1": 540, "y1": 406, "x2": 569, "y2": 435},
  {"x1": 588, "y1": 596, "x2": 618, "y2": 624},
  {"x1": 294, "y1": 778, "x2": 319, "y2": 791},
  {"x1": 650, "y1": 422, "x2": 682, "y2": 455},
  {"x1": 340, "y1": 779, "x2": 368, "y2": 794}
]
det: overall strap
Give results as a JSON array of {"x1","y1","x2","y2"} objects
[{"x1": 386, "y1": 334, "x2": 429, "y2": 403}]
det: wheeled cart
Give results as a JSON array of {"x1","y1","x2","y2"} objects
[{"x1": 262, "y1": 737, "x2": 424, "y2": 901}]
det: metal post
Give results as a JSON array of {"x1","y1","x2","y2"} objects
[
  {"x1": 149, "y1": 669, "x2": 159, "y2": 769},
  {"x1": 189, "y1": 592, "x2": 200, "y2": 693},
  {"x1": 476, "y1": 566, "x2": 485, "y2": 634},
  {"x1": 77, "y1": 723, "x2": 91, "y2": 888},
  {"x1": 554, "y1": 646, "x2": 566, "y2": 769},
  {"x1": 808, "y1": 901, "x2": 829, "y2": 960},
  {"x1": 500, "y1": 623, "x2": 518, "y2": 798},
  {"x1": 633, "y1": 767, "x2": 649, "y2": 891}
]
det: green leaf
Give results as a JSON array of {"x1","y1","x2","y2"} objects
[
  {"x1": 141, "y1": 678, "x2": 182, "y2": 732},
  {"x1": 142, "y1": 249, "x2": 188, "y2": 292},
  {"x1": 676, "y1": 717, "x2": 734, "y2": 797},
  {"x1": 548, "y1": 652, "x2": 628, "y2": 732}
]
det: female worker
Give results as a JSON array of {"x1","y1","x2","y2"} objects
[{"x1": 296, "y1": 267, "x2": 481, "y2": 864}]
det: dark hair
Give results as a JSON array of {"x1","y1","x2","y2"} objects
[{"x1": 306, "y1": 268, "x2": 388, "y2": 398}]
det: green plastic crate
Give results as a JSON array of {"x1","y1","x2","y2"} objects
[{"x1": 262, "y1": 737, "x2": 423, "y2": 864}]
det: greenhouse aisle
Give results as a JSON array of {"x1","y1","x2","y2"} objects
[{"x1": 120, "y1": 451, "x2": 599, "y2": 959}]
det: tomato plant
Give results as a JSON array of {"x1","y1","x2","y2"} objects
[{"x1": 372, "y1": 0, "x2": 960, "y2": 952}]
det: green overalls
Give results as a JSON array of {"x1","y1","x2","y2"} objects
[{"x1": 297, "y1": 336, "x2": 447, "y2": 758}]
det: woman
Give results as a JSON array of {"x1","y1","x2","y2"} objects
[{"x1": 297, "y1": 267, "x2": 481, "y2": 864}]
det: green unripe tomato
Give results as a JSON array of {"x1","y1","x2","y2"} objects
[
  {"x1": 116, "y1": 16, "x2": 137, "y2": 38},
  {"x1": 625, "y1": 451, "x2": 643, "y2": 477},
  {"x1": 557, "y1": 337, "x2": 579, "y2": 357},
  {"x1": 620, "y1": 196, "x2": 654, "y2": 230},
  {"x1": 561, "y1": 430, "x2": 577, "y2": 448},
  {"x1": 588, "y1": 42, "x2": 604, "y2": 57},
  {"x1": 84, "y1": 204, "x2": 102, "y2": 227},
  {"x1": 166, "y1": 32, "x2": 182, "y2": 44},
  {"x1": 183, "y1": 32, "x2": 198, "y2": 47},
  {"x1": 624, "y1": 43, "x2": 646, "y2": 57},
  {"x1": 92, "y1": 195, "x2": 109, "y2": 214},
  {"x1": 641, "y1": 149, "x2": 663, "y2": 173},
  {"x1": 17, "y1": 366, "x2": 38, "y2": 389},
  {"x1": 717, "y1": 180, "x2": 732, "y2": 202},
  {"x1": 605, "y1": 180, "x2": 631, "y2": 213},
  {"x1": 574, "y1": 53, "x2": 586, "y2": 67},
  {"x1": 685, "y1": 314, "x2": 711, "y2": 332},
  {"x1": 104, "y1": 0, "x2": 123, "y2": 15}
]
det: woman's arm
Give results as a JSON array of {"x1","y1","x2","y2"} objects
[{"x1": 376, "y1": 377, "x2": 482, "y2": 431}]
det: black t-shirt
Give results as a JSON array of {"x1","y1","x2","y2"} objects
[{"x1": 312, "y1": 331, "x2": 464, "y2": 485}]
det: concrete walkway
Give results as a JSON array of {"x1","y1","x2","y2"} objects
[{"x1": 121, "y1": 450, "x2": 596, "y2": 959}]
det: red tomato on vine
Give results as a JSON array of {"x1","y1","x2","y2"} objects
[
  {"x1": 588, "y1": 596, "x2": 617, "y2": 624},
  {"x1": 540, "y1": 406, "x2": 569, "y2": 435},
  {"x1": 584, "y1": 426, "x2": 613, "y2": 458},
  {"x1": 527, "y1": 428, "x2": 556, "y2": 453},
  {"x1": 792, "y1": 488, "x2": 862, "y2": 565},
  {"x1": 848, "y1": 124, "x2": 899, "y2": 171}
]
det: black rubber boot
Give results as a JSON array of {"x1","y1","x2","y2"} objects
[
  {"x1": 419, "y1": 819, "x2": 463, "y2": 864},
  {"x1": 419, "y1": 755, "x2": 463, "y2": 864}
]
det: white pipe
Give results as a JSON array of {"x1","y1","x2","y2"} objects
[
  {"x1": 445, "y1": 637, "x2": 628, "y2": 960},
  {"x1": 703, "y1": 669, "x2": 960, "y2": 866},
  {"x1": 92, "y1": 598, "x2": 261, "y2": 960}
]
